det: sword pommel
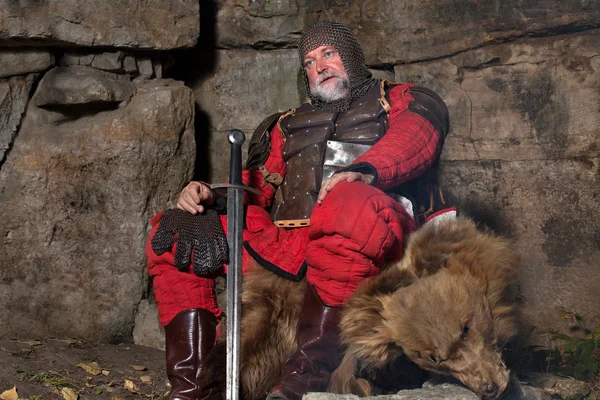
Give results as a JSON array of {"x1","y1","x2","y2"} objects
[
  {"x1": 228, "y1": 129, "x2": 246, "y2": 146},
  {"x1": 228, "y1": 129, "x2": 246, "y2": 186}
]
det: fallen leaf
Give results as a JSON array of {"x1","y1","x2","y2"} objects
[
  {"x1": 131, "y1": 365, "x2": 147, "y2": 371},
  {"x1": 124, "y1": 380, "x2": 140, "y2": 394},
  {"x1": 21, "y1": 340, "x2": 41, "y2": 346},
  {"x1": 76, "y1": 362, "x2": 102, "y2": 376},
  {"x1": 140, "y1": 375, "x2": 152, "y2": 383},
  {"x1": 0, "y1": 387, "x2": 18, "y2": 400},
  {"x1": 101, "y1": 370, "x2": 110, "y2": 376},
  {"x1": 61, "y1": 387, "x2": 78, "y2": 400},
  {"x1": 111, "y1": 396, "x2": 122, "y2": 400}
]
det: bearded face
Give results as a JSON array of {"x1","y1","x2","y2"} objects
[{"x1": 303, "y1": 45, "x2": 350, "y2": 103}]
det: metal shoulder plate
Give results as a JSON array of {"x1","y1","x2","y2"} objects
[{"x1": 245, "y1": 112, "x2": 285, "y2": 170}]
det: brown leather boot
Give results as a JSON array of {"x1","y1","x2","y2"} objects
[
  {"x1": 165, "y1": 308, "x2": 222, "y2": 400},
  {"x1": 268, "y1": 284, "x2": 343, "y2": 400}
]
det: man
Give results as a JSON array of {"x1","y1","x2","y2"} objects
[{"x1": 146, "y1": 20, "x2": 450, "y2": 400}]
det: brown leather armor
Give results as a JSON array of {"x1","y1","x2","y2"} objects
[{"x1": 271, "y1": 81, "x2": 389, "y2": 226}]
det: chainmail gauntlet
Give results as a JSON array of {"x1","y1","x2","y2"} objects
[{"x1": 151, "y1": 208, "x2": 229, "y2": 276}]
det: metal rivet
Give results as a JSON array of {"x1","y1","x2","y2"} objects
[
  {"x1": 314, "y1": 144, "x2": 317, "y2": 147},
  {"x1": 377, "y1": 123, "x2": 380, "y2": 126},
  {"x1": 311, "y1": 167, "x2": 314, "y2": 170},
  {"x1": 353, "y1": 118, "x2": 356, "y2": 121},
  {"x1": 355, "y1": 127, "x2": 358, "y2": 130},
  {"x1": 282, "y1": 200, "x2": 285, "y2": 203},
  {"x1": 306, "y1": 192, "x2": 309, "y2": 195},
  {"x1": 292, "y1": 196, "x2": 296, "y2": 199},
  {"x1": 308, "y1": 120, "x2": 311, "y2": 123},
  {"x1": 299, "y1": 153, "x2": 301, "y2": 157},
  {"x1": 304, "y1": 215, "x2": 308, "y2": 218},
  {"x1": 292, "y1": 114, "x2": 295, "y2": 116},
  {"x1": 306, "y1": 130, "x2": 309, "y2": 132},
  {"x1": 286, "y1": 161, "x2": 289, "y2": 165},
  {"x1": 284, "y1": 151, "x2": 287, "y2": 154},
  {"x1": 296, "y1": 175, "x2": 299, "y2": 178},
  {"x1": 359, "y1": 103, "x2": 362, "y2": 106}
]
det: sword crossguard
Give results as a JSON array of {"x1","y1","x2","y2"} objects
[{"x1": 210, "y1": 183, "x2": 261, "y2": 195}]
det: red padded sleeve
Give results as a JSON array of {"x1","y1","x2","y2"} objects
[{"x1": 352, "y1": 84, "x2": 441, "y2": 191}]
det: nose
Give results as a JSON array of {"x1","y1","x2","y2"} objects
[
  {"x1": 480, "y1": 381, "x2": 499, "y2": 398},
  {"x1": 316, "y1": 59, "x2": 327, "y2": 73}
]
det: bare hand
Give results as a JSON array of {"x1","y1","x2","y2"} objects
[
  {"x1": 317, "y1": 172, "x2": 374, "y2": 204},
  {"x1": 177, "y1": 181, "x2": 215, "y2": 214}
]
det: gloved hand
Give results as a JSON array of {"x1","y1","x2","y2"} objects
[{"x1": 151, "y1": 208, "x2": 228, "y2": 276}]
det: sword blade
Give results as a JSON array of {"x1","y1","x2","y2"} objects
[{"x1": 226, "y1": 130, "x2": 245, "y2": 400}]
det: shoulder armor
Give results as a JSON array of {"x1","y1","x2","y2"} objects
[
  {"x1": 407, "y1": 86, "x2": 450, "y2": 139},
  {"x1": 245, "y1": 112, "x2": 284, "y2": 170}
]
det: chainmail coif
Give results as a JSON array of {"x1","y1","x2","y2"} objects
[
  {"x1": 151, "y1": 208, "x2": 228, "y2": 276},
  {"x1": 299, "y1": 20, "x2": 378, "y2": 113}
]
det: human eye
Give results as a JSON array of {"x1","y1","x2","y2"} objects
[
  {"x1": 304, "y1": 59, "x2": 315, "y2": 68},
  {"x1": 324, "y1": 50, "x2": 334, "y2": 57}
]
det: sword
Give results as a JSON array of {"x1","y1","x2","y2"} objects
[{"x1": 214, "y1": 129, "x2": 258, "y2": 400}]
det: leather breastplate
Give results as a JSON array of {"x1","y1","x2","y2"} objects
[{"x1": 271, "y1": 82, "x2": 389, "y2": 226}]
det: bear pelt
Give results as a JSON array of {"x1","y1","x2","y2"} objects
[{"x1": 205, "y1": 217, "x2": 520, "y2": 400}]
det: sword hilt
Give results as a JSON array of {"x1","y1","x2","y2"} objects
[{"x1": 211, "y1": 130, "x2": 261, "y2": 196}]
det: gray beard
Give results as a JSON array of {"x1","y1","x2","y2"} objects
[{"x1": 311, "y1": 75, "x2": 350, "y2": 103}]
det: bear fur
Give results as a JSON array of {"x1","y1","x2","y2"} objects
[{"x1": 207, "y1": 217, "x2": 520, "y2": 400}]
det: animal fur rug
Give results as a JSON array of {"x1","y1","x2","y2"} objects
[{"x1": 206, "y1": 217, "x2": 520, "y2": 400}]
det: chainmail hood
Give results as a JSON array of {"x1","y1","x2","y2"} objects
[{"x1": 299, "y1": 20, "x2": 378, "y2": 113}]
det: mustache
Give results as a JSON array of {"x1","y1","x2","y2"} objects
[{"x1": 316, "y1": 71, "x2": 345, "y2": 85}]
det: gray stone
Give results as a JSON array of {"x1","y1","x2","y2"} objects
[
  {"x1": 0, "y1": 74, "x2": 37, "y2": 163},
  {"x1": 395, "y1": 30, "x2": 600, "y2": 163},
  {"x1": 216, "y1": 0, "x2": 303, "y2": 50},
  {"x1": 138, "y1": 57, "x2": 154, "y2": 79},
  {"x1": 216, "y1": 0, "x2": 600, "y2": 64},
  {"x1": 193, "y1": 48, "x2": 303, "y2": 135},
  {"x1": 133, "y1": 299, "x2": 165, "y2": 351},
  {"x1": 519, "y1": 372, "x2": 590, "y2": 398},
  {"x1": 0, "y1": 49, "x2": 54, "y2": 78},
  {"x1": 33, "y1": 66, "x2": 136, "y2": 108},
  {"x1": 61, "y1": 51, "x2": 138, "y2": 74},
  {"x1": 305, "y1": 383, "x2": 479, "y2": 400},
  {"x1": 0, "y1": 78, "x2": 195, "y2": 340},
  {"x1": 0, "y1": 0, "x2": 199, "y2": 50}
]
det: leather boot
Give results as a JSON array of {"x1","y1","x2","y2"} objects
[
  {"x1": 165, "y1": 308, "x2": 222, "y2": 400},
  {"x1": 268, "y1": 284, "x2": 343, "y2": 400}
]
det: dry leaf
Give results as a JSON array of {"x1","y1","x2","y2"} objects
[
  {"x1": 140, "y1": 375, "x2": 152, "y2": 383},
  {"x1": 76, "y1": 362, "x2": 102, "y2": 375},
  {"x1": 21, "y1": 340, "x2": 41, "y2": 346},
  {"x1": 101, "y1": 370, "x2": 110, "y2": 376},
  {"x1": 131, "y1": 365, "x2": 147, "y2": 371},
  {"x1": 0, "y1": 387, "x2": 18, "y2": 400},
  {"x1": 124, "y1": 379, "x2": 140, "y2": 393},
  {"x1": 61, "y1": 387, "x2": 78, "y2": 400}
]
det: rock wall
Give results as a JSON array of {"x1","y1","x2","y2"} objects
[
  {"x1": 0, "y1": 0, "x2": 598, "y2": 345},
  {"x1": 0, "y1": 1, "x2": 199, "y2": 340}
]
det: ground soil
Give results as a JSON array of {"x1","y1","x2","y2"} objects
[{"x1": 0, "y1": 339, "x2": 168, "y2": 400}]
